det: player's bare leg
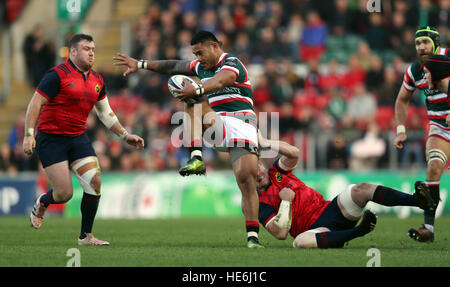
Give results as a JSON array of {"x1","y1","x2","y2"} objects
[
  {"x1": 179, "y1": 102, "x2": 207, "y2": 176},
  {"x1": 232, "y1": 152, "x2": 263, "y2": 248},
  {"x1": 409, "y1": 136, "x2": 449, "y2": 242},
  {"x1": 30, "y1": 161, "x2": 73, "y2": 228}
]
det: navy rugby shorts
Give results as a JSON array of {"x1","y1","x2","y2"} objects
[
  {"x1": 309, "y1": 197, "x2": 358, "y2": 231},
  {"x1": 35, "y1": 130, "x2": 96, "y2": 168}
]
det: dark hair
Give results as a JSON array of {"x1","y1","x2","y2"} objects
[
  {"x1": 190, "y1": 30, "x2": 221, "y2": 46},
  {"x1": 69, "y1": 34, "x2": 94, "y2": 48}
]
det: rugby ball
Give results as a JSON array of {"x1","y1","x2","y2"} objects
[{"x1": 168, "y1": 75, "x2": 200, "y2": 104}]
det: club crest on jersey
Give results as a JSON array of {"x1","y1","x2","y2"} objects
[
  {"x1": 275, "y1": 172, "x2": 283, "y2": 182},
  {"x1": 95, "y1": 84, "x2": 101, "y2": 93}
]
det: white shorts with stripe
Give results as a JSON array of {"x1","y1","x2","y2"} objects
[
  {"x1": 428, "y1": 122, "x2": 450, "y2": 143},
  {"x1": 204, "y1": 113, "x2": 258, "y2": 154}
]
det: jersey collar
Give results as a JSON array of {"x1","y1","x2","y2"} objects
[
  {"x1": 213, "y1": 53, "x2": 228, "y2": 68},
  {"x1": 68, "y1": 58, "x2": 91, "y2": 79}
]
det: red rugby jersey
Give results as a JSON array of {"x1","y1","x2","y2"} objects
[
  {"x1": 36, "y1": 59, "x2": 106, "y2": 136},
  {"x1": 258, "y1": 159, "x2": 330, "y2": 238}
]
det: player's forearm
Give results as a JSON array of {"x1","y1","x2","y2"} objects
[
  {"x1": 267, "y1": 220, "x2": 290, "y2": 240},
  {"x1": 145, "y1": 60, "x2": 191, "y2": 75},
  {"x1": 394, "y1": 98, "x2": 409, "y2": 126},
  {"x1": 202, "y1": 71, "x2": 236, "y2": 94},
  {"x1": 94, "y1": 97, "x2": 128, "y2": 138},
  {"x1": 394, "y1": 87, "x2": 412, "y2": 126},
  {"x1": 109, "y1": 121, "x2": 128, "y2": 139},
  {"x1": 265, "y1": 140, "x2": 300, "y2": 160}
]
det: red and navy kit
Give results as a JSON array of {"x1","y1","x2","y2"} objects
[
  {"x1": 36, "y1": 59, "x2": 106, "y2": 137},
  {"x1": 258, "y1": 159, "x2": 331, "y2": 238}
]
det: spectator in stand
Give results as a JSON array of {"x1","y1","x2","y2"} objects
[
  {"x1": 375, "y1": 66, "x2": 401, "y2": 107},
  {"x1": 303, "y1": 57, "x2": 322, "y2": 92},
  {"x1": 319, "y1": 59, "x2": 342, "y2": 91},
  {"x1": 286, "y1": 13, "x2": 303, "y2": 61},
  {"x1": 327, "y1": 86, "x2": 347, "y2": 123},
  {"x1": 347, "y1": 83, "x2": 377, "y2": 125},
  {"x1": 342, "y1": 55, "x2": 366, "y2": 91},
  {"x1": 349, "y1": 122, "x2": 386, "y2": 171},
  {"x1": 326, "y1": 133, "x2": 349, "y2": 169},
  {"x1": 253, "y1": 74, "x2": 271, "y2": 108},
  {"x1": 390, "y1": 11, "x2": 407, "y2": 50},
  {"x1": 141, "y1": 75, "x2": 167, "y2": 107},
  {"x1": 271, "y1": 75, "x2": 294, "y2": 106},
  {"x1": 393, "y1": 0, "x2": 418, "y2": 29},
  {"x1": 365, "y1": 13, "x2": 390, "y2": 51},
  {"x1": 397, "y1": 28, "x2": 418, "y2": 63},
  {"x1": 233, "y1": 31, "x2": 251, "y2": 57},
  {"x1": 329, "y1": 0, "x2": 356, "y2": 36},
  {"x1": 416, "y1": 0, "x2": 435, "y2": 28},
  {"x1": 365, "y1": 55, "x2": 384, "y2": 93},
  {"x1": 279, "y1": 103, "x2": 301, "y2": 137},
  {"x1": 279, "y1": 58, "x2": 302, "y2": 90},
  {"x1": 252, "y1": 26, "x2": 278, "y2": 63},
  {"x1": 23, "y1": 25, "x2": 55, "y2": 87},
  {"x1": 200, "y1": 9, "x2": 218, "y2": 34},
  {"x1": 356, "y1": 41, "x2": 374, "y2": 72},
  {"x1": 300, "y1": 11, "x2": 328, "y2": 61}
]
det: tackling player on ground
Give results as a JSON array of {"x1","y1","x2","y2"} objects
[
  {"x1": 257, "y1": 133, "x2": 436, "y2": 248},
  {"x1": 23, "y1": 34, "x2": 144, "y2": 246},
  {"x1": 394, "y1": 26, "x2": 449, "y2": 242},
  {"x1": 114, "y1": 30, "x2": 263, "y2": 248}
]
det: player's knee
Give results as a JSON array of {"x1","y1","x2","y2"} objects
[
  {"x1": 90, "y1": 174, "x2": 101, "y2": 195},
  {"x1": 353, "y1": 182, "x2": 372, "y2": 199},
  {"x1": 235, "y1": 170, "x2": 257, "y2": 188},
  {"x1": 293, "y1": 233, "x2": 318, "y2": 249}
]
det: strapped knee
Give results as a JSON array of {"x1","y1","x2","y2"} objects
[
  {"x1": 72, "y1": 156, "x2": 101, "y2": 196},
  {"x1": 426, "y1": 149, "x2": 448, "y2": 166}
]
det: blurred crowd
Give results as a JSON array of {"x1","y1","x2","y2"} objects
[{"x1": 2, "y1": 0, "x2": 449, "y2": 176}]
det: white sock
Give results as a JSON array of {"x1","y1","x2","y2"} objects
[{"x1": 191, "y1": 150, "x2": 202, "y2": 159}]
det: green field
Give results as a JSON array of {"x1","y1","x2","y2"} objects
[{"x1": 0, "y1": 216, "x2": 449, "y2": 267}]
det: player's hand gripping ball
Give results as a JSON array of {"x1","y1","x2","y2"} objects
[{"x1": 168, "y1": 75, "x2": 201, "y2": 104}]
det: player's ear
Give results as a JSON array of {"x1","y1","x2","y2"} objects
[{"x1": 70, "y1": 46, "x2": 77, "y2": 57}]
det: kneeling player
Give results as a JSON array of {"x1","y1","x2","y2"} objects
[{"x1": 256, "y1": 134, "x2": 437, "y2": 248}]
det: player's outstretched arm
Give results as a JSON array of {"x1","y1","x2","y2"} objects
[
  {"x1": 94, "y1": 97, "x2": 144, "y2": 149},
  {"x1": 23, "y1": 92, "x2": 48, "y2": 156},
  {"x1": 258, "y1": 131, "x2": 300, "y2": 171},
  {"x1": 113, "y1": 53, "x2": 193, "y2": 77},
  {"x1": 394, "y1": 85, "x2": 413, "y2": 149}
]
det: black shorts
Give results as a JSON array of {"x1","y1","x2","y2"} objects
[
  {"x1": 309, "y1": 196, "x2": 358, "y2": 231},
  {"x1": 35, "y1": 130, "x2": 96, "y2": 168}
]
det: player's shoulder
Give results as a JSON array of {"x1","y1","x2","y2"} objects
[
  {"x1": 224, "y1": 53, "x2": 243, "y2": 65},
  {"x1": 90, "y1": 69, "x2": 104, "y2": 82},
  {"x1": 52, "y1": 61, "x2": 72, "y2": 77},
  {"x1": 406, "y1": 60, "x2": 423, "y2": 80}
]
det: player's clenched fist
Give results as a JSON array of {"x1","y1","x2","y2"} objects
[
  {"x1": 23, "y1": 135, "x2": 36, "y2": 156},
  {"x1": 124, "y1": 134, "x2": 145, "y2": 149},
  {"x1": 393, "y1": 133, "x2": 407, "y2": 149}
]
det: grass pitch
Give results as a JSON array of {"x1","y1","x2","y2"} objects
[{"x1": 0, "y1": 216, "x2": 449, "y2": 267}]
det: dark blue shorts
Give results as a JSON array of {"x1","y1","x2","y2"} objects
[
  {"x1": 309, "y1": 196, "x2": 358, "y2": 231},
  {"x1": 35, "y1": 130, "x2": 96, "y2": 168}
]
